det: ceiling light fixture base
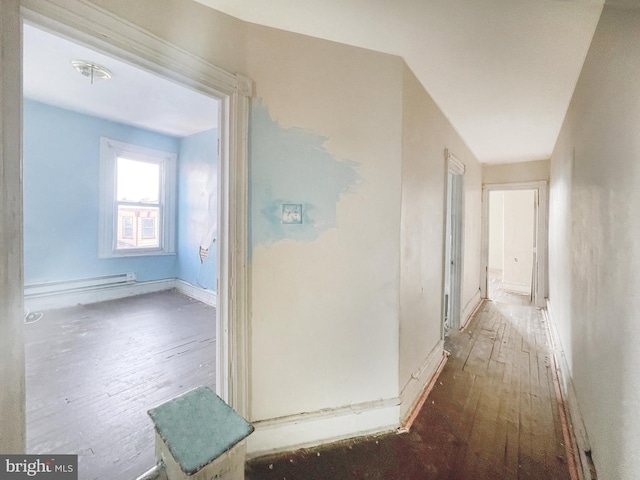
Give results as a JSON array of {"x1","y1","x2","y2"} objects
[{"x1": 71, "y1": 60, "x2": 112, "y2": 84}]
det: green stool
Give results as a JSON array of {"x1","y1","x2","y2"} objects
[{"x1": 148, "y1": 387, "x2": 253, "y2": 480}]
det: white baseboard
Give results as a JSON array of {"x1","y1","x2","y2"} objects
[
  {"x1": 399, "y1": 340, "x2": 445, "y2": 424},
  {"x1": 545, "y1": 299, "x2": 593, "y2": 480},
  {"x1": 246, "y1": 398, "x2": 400, "y2": 459},
  {"x1": 175, "y1": 279, "x2": 217, "y2": 307},
  {"x1": 461, "y1": 289, "x2": 483, "y2": 330},
  {"x1": 24, "y1": 278, "x2": 176, "y2": 311},
  {"x1": 24, "y1": 277, "x2": 217, "y2": 311}
]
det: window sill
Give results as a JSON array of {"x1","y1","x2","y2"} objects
[{"x1": 99, "y1": 250, "x2": 176, "y2": 259}]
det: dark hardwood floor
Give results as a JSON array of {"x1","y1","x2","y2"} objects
[
  {"x1": 25, "y1": 290, "x2": 216, "y2": 480},
  {"x1": 246, "y1": 289, "x2": 571, "y2": 480}
]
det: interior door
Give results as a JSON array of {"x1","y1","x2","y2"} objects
[
  {"x1": 531, "y1": 189, "x2": 540, "y2": 306},
  {"x1": 443, "y1": 172, "x2": 453, "y2": 332},
  {"x1": 444, "y1": 169, "x2": 463, "y2": 332}
]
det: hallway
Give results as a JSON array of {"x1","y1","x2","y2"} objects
[{"x1": 246, "y1": 293, "x2": 572, "y2": 480}]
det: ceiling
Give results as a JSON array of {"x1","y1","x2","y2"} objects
[
  {"x1": 23, "y1": 24, "x2": 218, "y2": 138},
  {"x1": 194, "y1": 0, "x2": 605, "y2": 164}
]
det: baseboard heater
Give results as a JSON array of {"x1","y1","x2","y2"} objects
[{"x1": 25, "y1": 272, "x2": 136, "y2": 298}]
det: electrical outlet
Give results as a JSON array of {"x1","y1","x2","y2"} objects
[
  {"x1": 282, "y1": 203, "x2": 302, "y2": 224},
  {"x1": 126, "y1": 272, "x2": 136, "y2": 282}
]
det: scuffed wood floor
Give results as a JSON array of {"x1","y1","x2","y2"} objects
[
  {"x1": 25, "y1": 290, "x2": 216, "y2": 480},
  {"x1": 246, "y1": 291, "x2": 571, "y2": 480}
]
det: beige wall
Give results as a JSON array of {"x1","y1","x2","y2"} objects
[
  {"x1": 399, "y1": 65, "x2": 482, "y2": 420},
  {"x1": 483, "y1": 159, "x2": 549, "y2": 185},
  {"x1": 244, "y1": 24, "x2": 404, "y2": 424},
  {"x1": 549, "y1": 6, "x2": 640, "y2": 479}
]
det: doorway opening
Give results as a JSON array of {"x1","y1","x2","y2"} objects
[
  {"x1": 22, "y1": 22, "x2": 221, "y2": 478},
  {"x1": 481, "y1": 182, "x2": 548, "y2": 308},
  {"x1": 487, "y1": 189, "x2": 536, "y2": 303},
  {"x1": 443, "y1": 151, "x2": 465, "y2": 335},
  {"x1": 17, "y1": 3, "x2": 251, "y2": 476}
]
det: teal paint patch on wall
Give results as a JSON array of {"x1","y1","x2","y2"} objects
[{"x1": 249, "y1": 99, "x2": 362, "y2": 250}]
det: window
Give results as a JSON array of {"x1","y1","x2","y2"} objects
[
  {"x1": 122, "y1": 216, "x2": 134, "y2": 239},
  {"x1": 141, "y1": 217, "x2": 156, "y2": 239},
  {"x1": 99, "y1": 138, "x2": 176, "y2": 257}
]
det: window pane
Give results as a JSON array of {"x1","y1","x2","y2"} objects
[
  {"x1": 116, "y1": 206, "x2": 160, "y2": 249},
  {"x1": 117, "y1": 157, "x2": 159, "y2": 203},
  {"x1": 122, "y1": 216, "x2": 133, "y2": 239},
  {"x1": 141, "y1": 217, "x2": 156, "y2": 239}
]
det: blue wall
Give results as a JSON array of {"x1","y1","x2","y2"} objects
[
  {"x1": 23, "y1": 100, "x2": 181, "y2": 284},
  {"x1": 177, "y1": 129, "x2": 218, "y2": 290}
]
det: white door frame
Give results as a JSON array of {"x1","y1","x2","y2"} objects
[
  {"x1": 17, "y1": 0, "x2": 252, "y2": 419},
  {"x1": 0, "y1": 0, "x2": 26, "y2": 454},
  {"x1": 481, "y1": 181, "x2": 548, "y2": 308},
  {"x1": 442, "y1": 150, "x2": 465, "y2": 335}
]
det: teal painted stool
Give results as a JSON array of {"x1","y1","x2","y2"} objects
[{"x1": 148, "y1": 387, "x2": 253, "y2": 480}]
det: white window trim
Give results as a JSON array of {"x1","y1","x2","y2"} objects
[{"x1": 98, "y1": 137, "x2": 177, "y2": 258}]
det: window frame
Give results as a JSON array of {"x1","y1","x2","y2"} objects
[{"x1": 99, "y1": 137, "x2": 176, "y2": 258}]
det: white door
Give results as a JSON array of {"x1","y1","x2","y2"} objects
[{"x1": 443, "y1": 153, "x2": 465, "y2": 333}]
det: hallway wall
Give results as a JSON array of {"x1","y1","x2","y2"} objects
[
  {"x1": 548, "y1": 5, "x2": 640, "y2": 479},
  {"x1": 482, "y1": 159, "x2": 549, "y2": 185},
  {"x1": 399, "y1": 65, "x2": 482, "y2": 421},
  {"x1": 243, "y1": 23, "x2": 404, "y2": 453}
]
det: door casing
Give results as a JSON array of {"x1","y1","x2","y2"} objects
[{"x1": 481, "y1": 181, "x2": 548, "y2": 308}]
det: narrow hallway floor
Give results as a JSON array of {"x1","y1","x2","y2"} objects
[{"x1": 246, "y1": 294, "x2": 571, "y2": 480}]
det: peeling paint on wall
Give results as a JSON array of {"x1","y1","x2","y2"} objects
[
  {"x1": 177, "y1": 128, "x2": 218, "y2": 291},
  {"x1": 249, "y1": 99, "x2": 362, "y2": 251}
]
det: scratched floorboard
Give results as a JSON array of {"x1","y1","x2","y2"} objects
[
  {"x1": 245, "y1": 288, "x2": 570, "y2": 480},
  {"x1": 25, "y1": 290, "x2": 216, "y2": 480}
]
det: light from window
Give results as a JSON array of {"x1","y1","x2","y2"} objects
[{"x1": 116, "y1": 157, "x2": 160, "y2": 250}]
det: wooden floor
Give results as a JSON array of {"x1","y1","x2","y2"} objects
[
  {"x1": 246, "y1": 288, "x2": 571, "y2": 480},
  {"x1": 25, "y1": 290, "x2": 216, "y2": 480}
]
